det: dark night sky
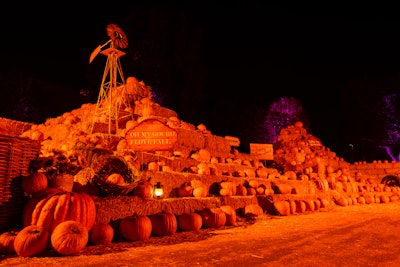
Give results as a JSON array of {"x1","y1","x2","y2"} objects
[{"x1": 2, "y1": 2, "x2": 400, "y2": 162}]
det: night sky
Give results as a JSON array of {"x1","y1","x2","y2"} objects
[{"x1": 1, "y1": 2, "x2": 400, "y2": 162}]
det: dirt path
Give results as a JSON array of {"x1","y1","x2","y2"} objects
[{"x1": 2, "y1": 202, "x2": 400, "y2": 266}]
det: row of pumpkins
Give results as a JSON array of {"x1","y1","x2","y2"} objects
[{"x1": 0, "y1": 169, "x2": 265, "y2": 257}]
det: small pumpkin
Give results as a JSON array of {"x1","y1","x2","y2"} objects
[
  {"x1": 89, "y1": 223, "x2": 114, "y2": 245},
  {"x1": 219, "y1": 181, "x2": 236, "y2": 196},
  {"x1": 294, "y1": 121, "x2": 303, "y2": 128},
  {"x1": 120, "y1": 215, "x2": 152, "y2": 241},
  {"x1": 133, "y1": 178, "x2": 154, "y2": 198},
  {"x1": 22, "y1": 172, "x2": 48, "y2": 195},
  {"x1": 273, "y1": 201, "x2": 291, "y2": 216},
  {"x1": 242, "y1": 204, "x2": 264, "y2": 217},
  {"x1": 51, "y1": 220, "x2": 89, "y2": 255},
  {"x1": 177, "y1": 182, "x2": 193, "y2": 197},
  {"x1": 235, "y1": 184, "x2": 247, "y2": 196},
  {"x1": 150, "y1": 212, "x2": 177, "y2": 236},
  {"x1": 295, "y1": 200, "x2": 307, "y2": 213},
  {"x1": 14, "y1": 225, "x2": 50, "y2": 257},
  {"x1": 199, "y1": 208, "x2": 226, "y2": 228},
  {"x1": 0, "y1": 229, "x2": 19, "y2": 254},
  {"x1": 106, "y1": 173, "x2": 125, "y2": 186},
  {"x1": 335, "y1": 198, "x2": 348, "y2": 206},
  {"x1": 192, "y1": 186, "x2": 207, "y2": 197},
  {"x1": 220, "y1": 205, "x2": 237, "y2": 226},
  {"x1": 246, "y1": 187, "x2": 256, "y2": 196},
  {"x1": 177, "y1": 212, "x2": 202, "y2": 231}
]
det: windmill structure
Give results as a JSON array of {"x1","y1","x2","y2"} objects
[{"x1": 89, "y1": 24, "x2": 133, "y2": 134}]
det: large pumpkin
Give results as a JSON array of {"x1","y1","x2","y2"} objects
[
  {"x1": 177, "y1": 212, "x2": 202, "y2": 231},
  {"x1": 120, "y1": 215, "x2": 152, "y2": 241},
  {"x1": 199, "y1": 208, "x2": 226, "y2": 228},
  {"x1": 14, "y1": 225, "x2": 50, "y2": 257},
  {"x1": 22, "y1": 188, "x2": 96, "y2": 232},
  {"x1": 150, "y1": 212, "x2": 177, "y2": 236},
  {"x1": 51, "y1": 220, "x2": 89, "y2": 255}
]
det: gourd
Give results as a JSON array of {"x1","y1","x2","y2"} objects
[
  {"x1": 51, "y1": 220, "x2": 89, "y2": 255},
  {"x1": 150, "y1": 212, "x2": 177, "y2": 236},
  {"x1": 120, "y1": 215, "x2": 152, "y2": 241},
  {"x1": 14, "y1": 225, "x2": 50, "y2": 257},
  {"x1": 89, "y1": 223, "x2": 114, "y2": 245},
  {"x1": 22, "y1": 187, "x2": 96, "y2": 232},
  {"x1": 199, "y1": 208, "x2": 226, "y2": 228},
  {"x1": 177, "y1": 212, "x2": 202, "y2": 231}
]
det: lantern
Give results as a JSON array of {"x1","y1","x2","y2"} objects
[{"x1": 153, "y1": 182, "x2": 164, "y2": 199}]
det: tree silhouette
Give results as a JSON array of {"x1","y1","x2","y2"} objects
[
  {"x1": 378, "y1": 93, "x2": 400, "y2": 161},
  {"x1": 261, "y1": 96, "x2": 308, "y2": 144}
]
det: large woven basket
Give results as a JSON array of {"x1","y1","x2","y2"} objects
[
  {"x1": 0, "y1": 134, "x2": 41, "y2": 231},
  {"x1": 0, "y1": 117, "x2": 33, "y2": 136}
]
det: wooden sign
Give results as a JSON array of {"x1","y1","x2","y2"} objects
[
  {"x1": 125, "y1": 119, "x2": 177, "y2": 151},
  {"x1": 250, "y1": 143, "x2": 274, "y2": 160}
]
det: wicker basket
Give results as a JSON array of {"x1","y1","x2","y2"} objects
[
  {"x1": 0, "y1": 134, "x2": 41, "y2": 232},
  {"x1": 92, "y1": 155, "x2": 138, "y2": 196},
  {"x1": 0, "y1": 117, "x2": 33, "y2": 136}
]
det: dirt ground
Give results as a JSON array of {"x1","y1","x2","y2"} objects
[{"x1": 2, "y1": 202, "x2": 400, "y2": 266}]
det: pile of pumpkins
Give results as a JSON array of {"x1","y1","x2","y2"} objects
[{"x1": 0, "y1": 166, "x2": 264, "y2": 257}]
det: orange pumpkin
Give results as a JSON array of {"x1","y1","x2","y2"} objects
[
  {"x1": 220, "y1": 205, "x2": 237, "y2": 226},
  {"x1": 120, "y1": 215, "x2": 152, "y2": 241},
  {"x1": 304, "y1": 200, "x2": 315, "y2": 211},
  {"x1": 14, "y1": 225, "x2": 50, "y2": 257},
  {"x1": 51, "y1": 220, "x2": 89, "y2": 255},
  {"x1": 273, "y1": 201, "x2": 291, "y2": 216},
  {"x1": 177, "y1": 213, "x2": 202, "y2": 231},
  {"x1": 89, "y1": 223, "x2": 114, "y2": 245},
  {"x1": 150, "y1": 212, "x2": 177, "y2": 236},
  {"x1": 335, "y1": 198, "x2": 348, "y2": 206},
  {"x1": 242, "y1": 204, "x2": 264, "y2": 217},
  {"x1": 0, "y1": 229, "x2": 19, "y2": 254},
  {"x1": 246, "y1": 187, "x2": 257, "y2": 196},
  {"x1": 199, "y1": 208, "x2": 226, "y2": 228},
  {"x1": 106, "y1": 173, "x2": 125, "y2": 186},
  {"x1": 177, "y1": 182, "x2": 193, "y2": 197},
  {"x1": 22, "y1": 188, "x2": 96, "y2": 232},
  {"x1": 235, "y1": 184, "x2": 247, "y2": 196},
  {"x1": 22, "y1": 172, "x2": 48, "y2": 195},
  {"x1": 219, "y1": 181, "x2": 236, "y2": 196},
  {"x1": 133, "y1": 178, "x2": 154, "y2": 198},
  {"x1": 294, "y1": 121, "x2": 303, "y2": 128},
  {"x1": 295, "y1": 200, "x2": 307, "y2": 213}
]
